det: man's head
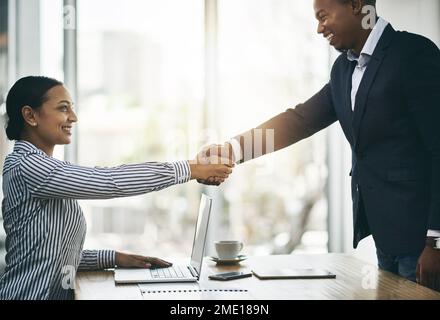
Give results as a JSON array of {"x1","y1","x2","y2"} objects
[
  {"x1": 313, "y1": 0, "x2": 377, "y2": 53},
  {"x1": 338, "y1": 0, "x2": 376, "y2": 6}
]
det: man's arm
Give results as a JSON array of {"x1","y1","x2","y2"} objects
[
  {"x1": 230, "y1": 83, "x2": 337, "y2": 163},
  {"x1": 404, "y1": 38, "x2": 440, "y2": 292},
  {"x1": 403, "y1": 39, "x2": 440, "y2": 231},
  {"x1": 196, "y1": 83, "x2": 337, "y2": 183}
]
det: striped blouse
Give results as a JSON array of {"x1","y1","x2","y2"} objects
[{"x1": 0, "y1": 140, "x2": 191, "y2": 300}]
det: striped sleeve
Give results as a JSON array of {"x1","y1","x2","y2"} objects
[
  {"x1": 77, "y1": 250, "x2": 116, "y2": 271},
  {"x1": 18, "y1": 151, "x2": 191, "y2": 199}
]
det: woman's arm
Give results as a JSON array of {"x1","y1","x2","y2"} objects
[
  {"x1": 77, "y1": 250, "x2": 173, "y2": 271},
  {"x1": 19, "y1": 151, "x2": 231, "y2": 199},
  {"x1": 77, "y1": 249, "x2": 115, "y2": 271}
]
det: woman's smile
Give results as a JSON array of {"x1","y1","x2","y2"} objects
[{"x1": 61, "y1": 125, "x2": 72, "y2": 135}]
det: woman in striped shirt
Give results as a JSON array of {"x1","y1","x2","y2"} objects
[{"x1": 0, "y1": 76, "x2": 233, "y2": 300}]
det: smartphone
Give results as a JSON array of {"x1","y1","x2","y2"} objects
[{"x1": 208, "y1": 271, "x2": 252, "y2": 281}]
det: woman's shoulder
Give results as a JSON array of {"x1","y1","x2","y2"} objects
[
  {"x1": 12, "y1": 140, "x2": 46, "y2": 156},
  {"x1": 3, "y1": 141, "x2": 47, "y2": 173},
  {"x1": 3, "y1": 150, "x2": 23, "y2": 174}
]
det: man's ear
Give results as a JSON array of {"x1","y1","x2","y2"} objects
[
  {"x1": 351, "y1": 0, "x2": 364, "y2": 15},
  {"x1": 21, "y1": 106, "x2": 38, "y2": 127}
]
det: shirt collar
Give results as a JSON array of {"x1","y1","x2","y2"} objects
[
  {"x1": 13, "y1": 140, "x2": 45, "y2": 155},
  {"x1": 347, "y1": 17, "x2": 389, "y2": 66}
]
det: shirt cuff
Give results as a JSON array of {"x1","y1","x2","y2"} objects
[
  {"x1": 427, "y1": 229, "x2": 440, "y2": 237},
  {"x1": 172, "y1": 160, "x2": 191, "y2": 184},
  {"x1": 97, "y1": 250, "x2": 116, "y2": 269},
  {"x1": 228, "y1": 138, "x2": 242, "y2": 163}
]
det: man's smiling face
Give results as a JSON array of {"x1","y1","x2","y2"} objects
[{"x1": 314, "y1": 0, "x2": 362, "y2": 52}]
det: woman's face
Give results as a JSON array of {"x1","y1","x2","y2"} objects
[{"x1": 32, "y1": 85, "x2": 77, "y2": 146}]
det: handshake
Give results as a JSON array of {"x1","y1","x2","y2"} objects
[{"x1": 189, "y1": 142, "x2": 236, "y2": 186}]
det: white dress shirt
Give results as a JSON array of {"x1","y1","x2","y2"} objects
[{"x1": 347, "y1": 17, "x2": 389, "y2": 110}]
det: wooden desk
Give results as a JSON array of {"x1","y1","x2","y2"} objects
[{"x1": 75, "y1": 254, "x2": 440, "y2": 300}]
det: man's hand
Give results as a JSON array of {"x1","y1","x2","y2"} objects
[
  {"x1": 192, "y1": 143, "x2": 235, "y2": 185},
  {"x1": 195, "y1": 143, "x2": 235, "y2": 166},
  {"x1": 190, "y1": 143, "x2": 235, "y2": 185},
  {"x1": 115, "y1": 251, "x2": 172, "y2": 269},
  {"x1": 416, "y1": 237, "x2": 440, "y2": 292}
]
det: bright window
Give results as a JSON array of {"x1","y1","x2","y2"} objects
[
  {"x1": 77, "y1": 0, "x2": 205, "y2": 258},
  {"x1": 215, "y1": 0, "x2": 330, "y2": 255},
  {"x1": 76, "y1": 0, "x2": 330, "y2": 258}
]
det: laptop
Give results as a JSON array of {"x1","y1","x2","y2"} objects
[{"x1": 114, "y1": 194, "x2": 213, "y2": 284}]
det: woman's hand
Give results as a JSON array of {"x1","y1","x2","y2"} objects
[
  {"x1": 189, "y1": 163, "x2": 234, "y2": 186},
  {"x1": 115, "y1": 251, "x2": 172, "y2": 268}
]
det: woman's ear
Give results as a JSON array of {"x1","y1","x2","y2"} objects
[{"x1": 22, "y1": 106, "x2": 38, "y2": 127}]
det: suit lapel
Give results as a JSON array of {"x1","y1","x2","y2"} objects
[
  {"x1": 344, "y1": 60, "x2": 356, "y2": 145},
  {"x1": 345, "y1": 61, "x2": 356, "y2": 119},
  {"x1": 352, "y1": 25, "x2": 396, "y2": 149}
]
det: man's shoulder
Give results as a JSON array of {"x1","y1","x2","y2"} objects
[{"x1": 393, "y1": 30, "x2": 439, "y2": 54}]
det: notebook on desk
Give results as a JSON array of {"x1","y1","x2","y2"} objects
[{"x1": 252, "y1": 268, "x2": 336, "y2": 280}]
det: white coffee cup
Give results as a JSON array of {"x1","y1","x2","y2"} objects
[{"x1": 214, "y1": 240, "x2": 244, "y2": 259}]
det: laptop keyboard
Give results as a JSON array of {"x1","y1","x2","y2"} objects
[{"x1": 150, "y1": 265, "x2": 189, "y2": 279}]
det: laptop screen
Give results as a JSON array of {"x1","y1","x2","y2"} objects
[{"x1": 189, "y1": 194, "x2": 212, "y2": 277}]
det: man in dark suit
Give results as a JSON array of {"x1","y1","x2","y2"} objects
[{"x1": 200, "y1": 0, "x2": 440, "y2": 291}]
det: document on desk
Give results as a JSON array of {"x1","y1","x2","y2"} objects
[
  {"x1": 138, "y1": 282, "x2": 255, "y2": 300},
  {"x1": 252, "y1": 268, "x2": 336, "y2": 280}
]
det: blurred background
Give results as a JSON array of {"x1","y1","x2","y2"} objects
[{"x1": 0, "y1": 0, "x2": 439, "y2": 275}]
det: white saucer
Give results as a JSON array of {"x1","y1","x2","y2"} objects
[{"x1": 209, "y1": 255, "x2": 248, "y2": 265}]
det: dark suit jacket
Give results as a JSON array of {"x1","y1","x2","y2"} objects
[{"x1": 234, "y1": 25, "x2": 440, "y2": 255}]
